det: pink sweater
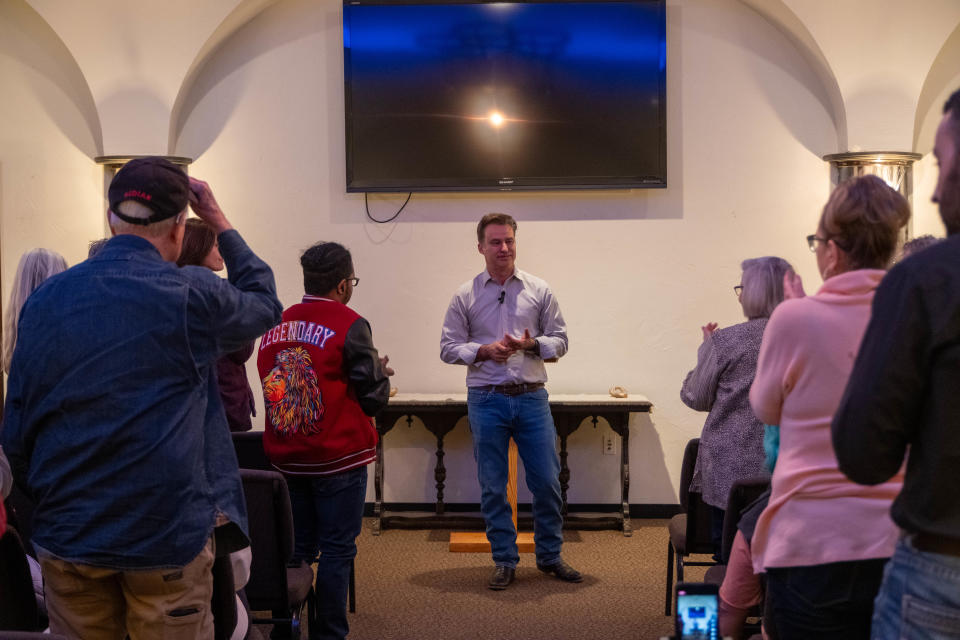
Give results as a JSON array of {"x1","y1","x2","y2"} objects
[{"x1": 749, "y1": 269, "x2": 904, "y2": 572}]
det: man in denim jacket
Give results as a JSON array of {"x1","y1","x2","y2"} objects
[{"x1": 1, "y1": 157, "x2": 282, "y2": 639}]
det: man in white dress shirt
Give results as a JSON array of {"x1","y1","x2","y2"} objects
[{"x1": 441, "y1": 213, "x2": 581, "y2": 590}]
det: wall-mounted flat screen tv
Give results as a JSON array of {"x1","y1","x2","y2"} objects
[{"x1": 343, "y1": 0, "x2": 666, "y2": 192}]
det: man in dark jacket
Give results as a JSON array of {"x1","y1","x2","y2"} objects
[
  {"x1": 257, "y1": 241, "x2": 392, "y2": 640},
  {"x1": 2, "y1": 157, "x2": 282, "y2": 639},
  {"x1": 832, "y1": 88, "x2": 960, "y2": 639}
]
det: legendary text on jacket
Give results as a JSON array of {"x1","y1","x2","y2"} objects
[{"x1": 260, "y1": 320, "x2": 336, "y2": 350}]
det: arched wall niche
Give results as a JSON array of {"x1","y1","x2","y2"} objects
[
  {"x1": 914, "y1": 22, "x2": 960, "y2": 154},
  {"x1": 737, "y1": 0, "x2": 847, "y2": 151},
  {"x1": 0, "y1": 0, "x2": 102, "y2": 158},
  {"x1": 169, "y1": 0, "x2": 281, "y2": 155}
]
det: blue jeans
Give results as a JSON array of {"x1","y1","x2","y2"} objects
[
  {"x1": 467, "y1": 387, "x2": 563, "y2": 569},
  {"x1": 871, "y1": 536, "x2": 960, "y2": 639},
  {"x1": 286, "y1": 466, "x2": 367, "y2": 640}
]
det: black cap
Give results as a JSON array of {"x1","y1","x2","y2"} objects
[{"x1": 108, "y1": 157, "x2": 190, "y2": 226}]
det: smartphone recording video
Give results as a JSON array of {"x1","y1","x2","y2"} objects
[{"x1": 675, "y1": 582, "x2": 719, "y2": 640}]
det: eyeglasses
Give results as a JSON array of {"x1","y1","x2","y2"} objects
[
  {"x1": 733, "y1": 285, "x2": 743, "y2": 296},
  {"x1": 346, "y1": 277, "x2": 359, "y2": 287},
  {"x1": 806, "y1": 234, "x2": 829, "y2": 252}
]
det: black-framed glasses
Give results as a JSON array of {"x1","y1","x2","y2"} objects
[
  {"x1": 346, "y1": 277, "x2": 359, "y2": 287},
  {"x1": 733, "y1": 285, "x2": 743, "y2": 296},
  {"x1": 806, "y1": 234, "x2": 829, "y2": 252}
]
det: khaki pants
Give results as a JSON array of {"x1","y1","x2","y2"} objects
[{"x1": 40, "y1": 538, "x2": 215, "y2": 640}]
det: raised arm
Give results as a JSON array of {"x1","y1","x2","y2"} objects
[
  {"x1": 749, "y1": 303, "x2": 802, "y2": 426},
  {"x1": 680, "y1": 336, "x2": 722, "y2": 412},
  {"x1": 185, "y1": 178, "x2": 282, "y2": 357}
]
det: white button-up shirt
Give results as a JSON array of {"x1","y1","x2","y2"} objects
[{"x1": 440, "y1": 268, "x2": 568, "y2": 387}]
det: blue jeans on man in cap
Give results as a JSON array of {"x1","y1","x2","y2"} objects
[
  {"x1": 467, "y1": 386, "x2": 563, "y2": 569},
  {"x1": 287, "y1": 466, "x2": 367, "y2": 640},
  {"x1": 870, "y1": 535, "x2": 960, "y2": 639}
]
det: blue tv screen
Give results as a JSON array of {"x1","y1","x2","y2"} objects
[{"x1": 343, "y1": 0, "x2": 666, "y2": 192}]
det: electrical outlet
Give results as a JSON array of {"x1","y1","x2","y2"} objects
[{"x1": 602, "y1": 432, "x2": 616, "y2": 455}]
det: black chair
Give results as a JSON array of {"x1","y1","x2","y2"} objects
[
  {"x1": 0, "y1": 527, "x2": 41, "y2": 631},
  {"x1": 703, "y1": 476, "x2": 771, "y2": 586},
  {"x1": 240, "y1": 469, "x2": 316, "y2": 639},
  {"x1": 233, "y1": 432, "x2": 357, "y2": 614},
  {"x1": 232, "y1": 431, "x2": 272, "y2": 471},
  {"x1": 721, "y1": 477, "x2": 770, "y2": 566},
  {"x1": 665, "y1": 438, "x2": 719, "y2": 616},
  {"x1": 211, "y1": 553, "x2": 238, "y2": 640}
]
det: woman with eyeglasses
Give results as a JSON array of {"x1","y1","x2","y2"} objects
[
  {"x1": 748, "y1": 174, "x2": 909, "y2": 640},
  {"x1": 178, "y1": 218, "x2": 257, "y2": 432},
  {"x1": 681, "y1": 255, "x2": 793, "y2": 557}
]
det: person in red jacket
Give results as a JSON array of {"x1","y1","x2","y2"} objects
[{"x1": 258, "y1": 241, "x2": 392, "y2": 640}]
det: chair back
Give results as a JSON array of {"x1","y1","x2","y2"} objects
[
  {"x1": 233, "y1": 431, "x2": 272, "y2": 471},
  {"x1": 0, "y1": 527, "x2": 40, "y2": 631},
  {"x1": 721, "y1": 476, "x2": 770, "y2": 564},
  {"x1": 678, "y1": 438, "x2": 699, "y2": 510},
  {"x1": 239, "y1": 469, "x2": 295, "y2": 613},
  {"x1": 679, "y1": 438, "x2": 715, "y2": 555},
  {"x1": 211, "y1": 553, "x2": 238, "y2": 640}
]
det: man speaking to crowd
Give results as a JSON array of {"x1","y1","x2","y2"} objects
[
  {"x1": 2, "y1": 157, "x2": 282, "y2": 639},
  {"x1": 441, "y1": 213, "x2": 581, "y2": 591}
]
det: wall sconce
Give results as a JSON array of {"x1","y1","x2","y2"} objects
[{"x1": 823, "y1": 151, "x2": 922, "y2": 239}]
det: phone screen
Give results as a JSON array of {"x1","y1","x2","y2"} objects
[{"x1": 676, "y1": 588, "x2": 719, "y2": 640}]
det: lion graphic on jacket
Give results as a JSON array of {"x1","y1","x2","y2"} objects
[{"x1": 261, "y1": 346, "x2": 324, "y2": 437}]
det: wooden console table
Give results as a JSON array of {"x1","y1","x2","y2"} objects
[{"x1": 373, "y1": 393, "x2": 653, "y2": 537}]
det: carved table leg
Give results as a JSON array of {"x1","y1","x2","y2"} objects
[
  {"x1": 619, "y1": 418, "x2": 632, "y2": 537},
  {"x1": 374, "y1": 434, "x2": 384, "y2": 535},
  {"x1": 558, "y1": 432, "x2": 570, "y2": 516},
  {"x1": 435, "y1": 435, "x2": 446, "y2": 515}
]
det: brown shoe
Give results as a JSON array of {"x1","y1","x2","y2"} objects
[
  {"x1": 537, "y1": 560, "x2": 583, "y2": 582},
  {"x1": 488, "y1": 565, "x2": 515, "y2": 590}
]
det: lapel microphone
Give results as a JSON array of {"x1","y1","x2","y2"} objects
[{"x1": 498, "y1": 291, "x2": 505, "y2": 304}]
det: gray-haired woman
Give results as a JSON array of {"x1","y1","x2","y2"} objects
[
  {"x1": 3, "y1": 248, "x2": 68, "y2": 374},
  {"x1": 680, "y1": 256, "x2": 792, "y2": 555}
]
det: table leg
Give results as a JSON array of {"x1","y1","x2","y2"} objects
[
  {"x1": 435, "y1": 435, "x2": 446, "y2": 515},
  {"x1": 374, "y1": 435, "x2": 384, "y2": 535},
  {"x1": 558, "y1": 432, "x2": 570, "y2": 516},
  {"x1": 620, "y1": 420, "x2": 632, "y2": 537}
]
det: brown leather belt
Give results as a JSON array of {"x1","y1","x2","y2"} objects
[
  {"x1": 480, "y1": 382, "x2": 545, "y2": 396},
  {"x1": 913, "y1": 532, "x2": 960, "y2": 558}
]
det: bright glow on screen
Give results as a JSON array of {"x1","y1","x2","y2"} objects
[{"x1": 343, "y1": 1, "x2": 666, "y2": 191}]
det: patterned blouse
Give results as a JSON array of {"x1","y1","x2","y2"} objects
[{"x1": 680, "y1": 319, "x2": 769, "y2": 509}]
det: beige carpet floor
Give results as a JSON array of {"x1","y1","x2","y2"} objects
[{"x1": 343, "y1": 517, "x2": 710, "y2": 640}]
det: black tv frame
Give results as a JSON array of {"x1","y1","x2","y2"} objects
[{"x1": 343, "y1": 0, "x2": 667, "y2": 192}]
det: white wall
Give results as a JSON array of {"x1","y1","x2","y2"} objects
[
  {"x1": 172, "y1": 0, "x2": 838, "y2": 505},
  {"x1": 0, "y1": 1, "x2": 105, "y2": 291},
  {"x1": 0, "y1": 0, "x2": 953, "y2": 507}
]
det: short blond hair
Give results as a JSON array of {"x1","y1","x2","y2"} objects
[{"x1": 819, "y1": 175, "x2": 910, "y2": 269}]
